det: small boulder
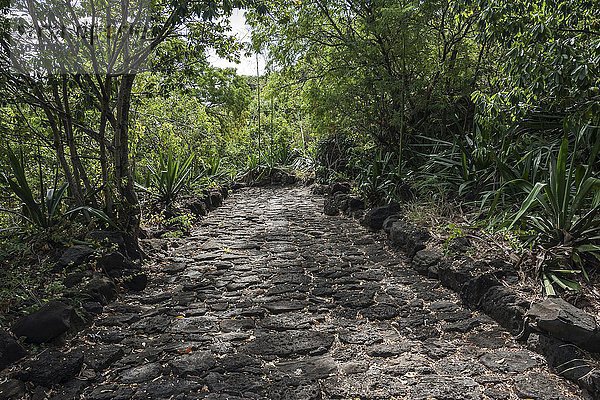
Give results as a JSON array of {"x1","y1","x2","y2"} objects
[
  {"x1": 346, "y1": 197, "x2": 365, "y2": 212},
  {"x1": 333, "y1": 193, "x2": 351, "y2": 211},
  {"x1": 96, "y1": 252, "x2": 134, "y2": 275},
  {"x1": 0, "y1": 331, "x2": 28, "y2": 371},
  {"x1": 481, "y1": 286, "x2": 528, "y2": 335},
  {"x1": 186, "y1": 199, "x2": 208, "y2": 216},
  {"x1": 412, "y1": 249, "x2": 444, "y2": 277},
  {"x1": 12, "y1": 301, "x2": 74, "y2": 344},
  {"x1": 85, "y1": 345, "x2": 125, "y2": 371},
  {"x1": 54, "y1": 245, "x2": 95, "y2": 271},
  {"x1": 311, "y1": 184, "x2": 328, "y2": 195},
  {"x1": 208, "y1": 191, "x2": 223, "y2": 208},
  {"x1": 123, "y1": 273, "x2": 148, "y2": 292},
  {"x1": 85, "y1": 275, "x2": 118, "y2": 305},
  {"x1": 527, "y1": 333, "x2": 593, "y2": 382},
  {"x1": 382, "y1": 214, "x2": 402, "y2": 233},
  {"x1": 389, "y1": 221, "x2": 430, "y2": 257},
  {"x1": 16, "y1": 349, "x2": 84, "y2": 386},
  {"x1": 460, "y1": 273, "x2": 500, "y2": 307},
  {"x1": 437, "y1": 263, "x2": 474, "y2": 292},
  {"x1": 63, "y1": 271, "x2": 88, "y2": 288},
  {"x1": 361, "y1": 203, "x2": 401, "y2": 230},
  {"x1": 120, "y1": 363, "x2": 162, "y2": 384},
  {"x1": 323, "y1": 198, "x2": 339, "y2": 216},
  {"x1": 526, "y1": 298, "x2": 600, "y2": 353},
  {"x1": 448, "y1": 236, "x2": 472, "y2": 253},
  {"x1": 83, "y1": 301, "x2": 104, "y2": 315}
]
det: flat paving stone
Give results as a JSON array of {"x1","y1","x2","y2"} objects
[{"x1": 17, "y1": 187, "x2": 587, "y2": 399}]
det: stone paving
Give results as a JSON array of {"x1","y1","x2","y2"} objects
[{"x1": 66, "y1": 187, "x2": 586, "y2": 399}]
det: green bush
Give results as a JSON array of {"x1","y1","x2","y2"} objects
[{"x1": 509, "y1": 126, "x2": 600, "y2": 294}]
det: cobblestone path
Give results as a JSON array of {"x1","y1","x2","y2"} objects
[{"x1": 72, "y1": 187, "x2": 585, "y2": 399}]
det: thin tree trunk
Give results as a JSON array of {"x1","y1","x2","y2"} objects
[
  {"x1": 114, "y1": 74, "x2": 140, "y2": 238},
  {"x1": 61, "y1": 76, "x2": 96, "y2": 206}
]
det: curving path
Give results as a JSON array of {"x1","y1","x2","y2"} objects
[{"x1": 62, "y1": 187, "x2": 585, "y2": 399}]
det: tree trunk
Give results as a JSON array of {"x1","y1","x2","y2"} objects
[{"x1": 114, "y1": 73, "x2": 141, "y2": 246}]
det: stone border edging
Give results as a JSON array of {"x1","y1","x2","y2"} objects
[
  {"x1": 381, "y1": 212, "x2": 600, "y2": 398},
  {"x1": 323, "y1": 190, "x2": 600, "y2": 398}
]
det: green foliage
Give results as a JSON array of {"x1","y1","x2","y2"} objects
[
  {"x1": 473, "y1": 0, "x2": 600, "y2": 128},
  {"x1": 2, "y1": 147, "x2": 67, "y2": 229},
  {"x1": 162, "y1": 213, "x2": 194, "y2": 238},
  {"x1": 141, "y1": 152, "x2": 195, "y2": 206},
  {"x1": 509, "y1": 126, "x2": 600, "y2": 293},
  {"x1": 353, "y1": 150, "x2": 405, "y2": 205},
  {"x1": 1, "y1": 147, "x2": 115, "y2": 231}
]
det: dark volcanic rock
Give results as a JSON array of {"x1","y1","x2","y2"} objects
[
  {"x1": 360, "y1": 204, "x2": 400, "y2": 230},
  {"x1": 388, "y1": 221, "x2": 430, "y2": 257},
  {"x1": 360, "y1": 304, "x2": 399, "y2": 320},
  {"x1": 480, "y1": 349, "x2": 538, "y2": 373},
  {"x1": 514, "y1": 372, "x2": 573, "y2": 400},
  {"x1": 96, "y1": 251, "x2": 135, "y2": 276},
  {"x1": 85, "y1": 275, "x2": 118, "y2": 305},
  {"x1": 437, "y1": 263, "x2": 474, "y2": 292},
  {"x1": 54, "y1": 245, "x2": 95, "y2": 271},
  {"x1": 83, "y1": 301, "x2": 104, "y2": 314},
  {"x1": 132, "y1": 378, "x2": 204, "y2": 400},
  {"x1": 63, "y1": 271, "x2": 87, "y2": 288},
  {"x1": 264, "y1": 300, "x2": 306, "y2": 314},
  {"x1": 323, "y1": 198, "x2": 339, "y2": 216},
  {"x1": 218, "y1": 354, "x2": 262, "y2": 372},
  {"x1": 11, "y1": 301, "x2": 75, "y2": 344},
  {"x1": 0, "y1": 331, "x2": 27, "y2": 371},
  {"x1": 208, "y1": 191, "x2": 224, "y2": 208},
  {"x1": 526, "y1": 298, "x2": 600, "y2": 353},
  {"x1": 382, "y1": 214, "x2": 402, "y2": 234},
  {"x1": 244, "y1": 331, "x2": 334, "y2": 357},
  {"x1": 85, "y1": 345, "x2": 125, "y2": 371},
  {"x1": 275, "y1": 356, "x2": 337, "y2": 380},
  {"x1": 412, "y1": 249, "x2": 444, "y2": 276},
  {"x1": 527, "y1": 333, "x2": 594, "y2": 383},
  {"x1": 87, "y1": 384, "x2": 135, "y2": 400},
  {"x1": 448, "y1": 236, "x2": 472, "y2": 253},
  {"x1": 460, "y1": 273, "x2": 500, "y2": 307},
  {"x1": 182, "y1": 197, "x2": 208, "y2": 216},
  {"x1": 408, "y1": 376, "x2": 480, "y2": 400},
  {"x1": 480, "y1": 286, "x2": 528, "y2": 335},
  {"x1": 0, "y1": 379, "x2": 25, "y2": 399},
  {"x1": 120, "y1": 362, "x2": 163, "y2": 383},
  {"x1": 122, "y1": 272, "x2": 148, "y2": 292},
  {"x1": 170, "y1": 351, "x2": 216, "y2": 377},
  {"x1": 16, "y1": 349, "x2": 84, "y2": 386},
  {"x1": 345, "y1": 197, "x2": 365, "y2": 212}
]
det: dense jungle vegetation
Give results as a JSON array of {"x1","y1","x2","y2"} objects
[{"x1": 0, "y1": 0, "x2": 599, "y2": 312}]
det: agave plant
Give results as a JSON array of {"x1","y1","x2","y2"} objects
[
  {"x1": 354, "y1": 149, "x2": 405, "y2": 204},
  {"x1": 509, "y1": 125, "x2": 600, "y2": 294},
  {"x1": 1, "y1": 147, "x2": 67, "y2": 228},
  {"x1": 140, "y1": 152, "x2": 195, "y2": 206},
  {"x1": 2, "y1": 147, "x2": 113, "y2": 230}
]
